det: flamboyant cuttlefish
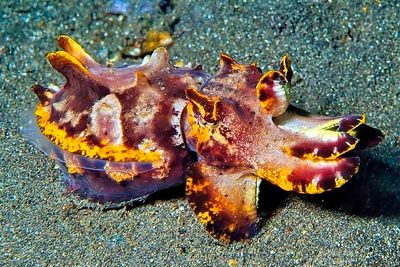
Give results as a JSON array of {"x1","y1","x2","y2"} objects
[{"x1": 25, "y1": 35, "x2": 383, "y2": 243}]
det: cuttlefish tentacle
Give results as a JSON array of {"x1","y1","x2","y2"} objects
[
  {"x1": 254, "y1": 57, "x2": 372, "y2": 190},
  {"x1": 184, "y1": 86, "x2": 361, "y2": 194}
]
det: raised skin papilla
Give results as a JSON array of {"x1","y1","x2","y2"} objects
[
  {"x1": 183, "y1": 53, "x2": 383, "y2": 242},
  {"x1": 27, "y1": 35, "x2": 208, "y2": 203}
]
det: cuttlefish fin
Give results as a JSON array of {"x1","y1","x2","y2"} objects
[
  {"x1": 256, "y1": 55, "x2": 292, "y2": 117},
  {"x1": 186, "y1": 161, "x2": 261, "y2": 243}
]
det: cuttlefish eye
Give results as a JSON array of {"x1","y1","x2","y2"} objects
[{"x1": 185, "y1": 87, "x2": 221, "y2": 125}]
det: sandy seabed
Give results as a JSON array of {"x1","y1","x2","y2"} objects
[{"x1": 1, "y1": 1, "x2": 399, "y2": 266}]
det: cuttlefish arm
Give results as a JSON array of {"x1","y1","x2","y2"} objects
[
  {"x1": 186, "y1": 162, "x2": 261, "y2": 243},
  {"x1": 275, "y1": 105, "x2": 384, "y2": 151}
]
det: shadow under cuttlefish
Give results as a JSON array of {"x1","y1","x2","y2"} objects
[{"x1": 298, "y1": 147, "x2": 400, "y2": 218}]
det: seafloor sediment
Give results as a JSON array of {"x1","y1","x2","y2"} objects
[{"x1": 1, "y1": 1, "x2": 399, "y2": 265}]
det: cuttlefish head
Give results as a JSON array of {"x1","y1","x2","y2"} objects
[
  {"x1": 182, "y1": 55, "x2": 295, "y2": 169},
  {"x1": 183, "y1": 86, "x2": 265, "y2": 169}
]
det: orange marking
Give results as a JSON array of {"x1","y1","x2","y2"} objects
[
  {"x1": 209, "y1": 202, "x2": 223, "y2": 215},
  {"x1": 256, "y1": 167, "x2": 294, "y2": 191},
  {"x1": 186, "y1": 176, "x2": 210, "y2": 194},
  {"x1": 197, "y1": 211, "x2": 213, "y2": 225},
  {"x1": 35, "y1": 104, "x2": 162, "y2": 163},
  {"x1": 186, "y1": 87, "x2": 220, "y2": 122}
]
